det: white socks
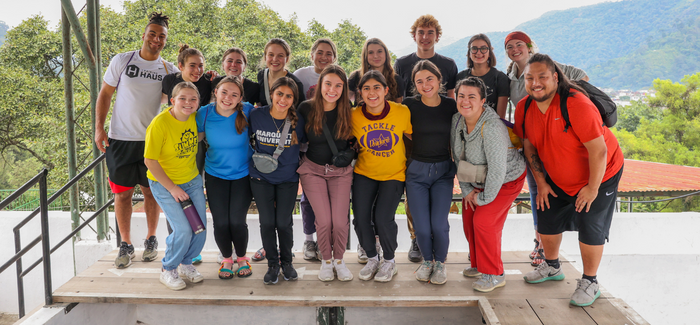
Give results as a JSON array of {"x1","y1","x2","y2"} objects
[{"x1": 305, "y1": 234, "x2": 314, "y2": 242}]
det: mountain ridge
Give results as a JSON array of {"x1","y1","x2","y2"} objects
[{"x1": 440, "y1": 0, "x2": 700, "y2": 89}]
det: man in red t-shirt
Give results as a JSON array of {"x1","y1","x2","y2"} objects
[{"x1": 513, "y1": 54, "x2": 624, "y2": 307}]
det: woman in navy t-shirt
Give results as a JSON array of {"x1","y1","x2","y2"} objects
[{"x1": 249, "y1": 77, "x2": 306, "y2": 285}]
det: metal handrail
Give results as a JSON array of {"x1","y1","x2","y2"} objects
[{"x1": 0, "y1": 153, "x2": 110, "y2": 318}]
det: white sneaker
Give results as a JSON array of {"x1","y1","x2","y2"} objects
[
  {"x1": 160, "y1": 268, "x2": 186, "y2": 290},
  {"x1": 178, "y1": 264, "x2": 204, "y2": 283},
  {"x1": 334, "y1": 259, "x2": 354, "y2": 281},
  {"x1": 319, "y1": 260, "x2": 335, "y2": 281},
  {"x1": 374, "y1": 260, "x2": 398, "y2": 282}
]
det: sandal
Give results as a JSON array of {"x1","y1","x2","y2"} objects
[
  {"x1": 236, "y1": 256, "x2": 253, "y2": 278},
  {"x1": 531, "y1": 248, "x2": 545, "y2": 266},
  {"x1": 529, "y1": 239, "x2": 540, "y2": 260},
  {"x1": 218, "y1": 258, "x2": 237, "y2": 280},
  {"x1": 251, "y1": 247, "x2": 266, "y2": 261}
]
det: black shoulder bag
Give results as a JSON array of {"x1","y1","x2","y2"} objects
[{"x1": 321, "y1": 123, "x2": 355, "y2": 168}]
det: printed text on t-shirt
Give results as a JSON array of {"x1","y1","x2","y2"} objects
[{"x1": 256, "y1": 130, "x2": 292, "y2": 147}]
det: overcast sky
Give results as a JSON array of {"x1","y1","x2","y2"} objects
[{"x1": 4, "y1": 0, "x2": 617, "y2": 55}]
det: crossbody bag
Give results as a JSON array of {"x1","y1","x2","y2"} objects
[
  {"x1": 252, "y1": 119, "x2": 291, "y2": 173},
  {"x1": 321, "y1": 123, "x2": 355, "y2": 168}
]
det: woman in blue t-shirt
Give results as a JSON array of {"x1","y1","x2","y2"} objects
[
  {"x1": 197, "y1": 76, "x2": 254, "y2": 280},
  {"x1": 249, "y1": 77, "x2": 306, "y2": 285}
]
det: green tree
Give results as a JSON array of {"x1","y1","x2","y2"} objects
[
  {"x1": 0, "y1": 0, "x2": 371, "y2": 191},
  {"x1": 613, "y1": 72, "x2": 700, "y2": 212}
]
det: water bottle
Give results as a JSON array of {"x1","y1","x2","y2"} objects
[{"x1": 180, "y1": 199, "x2": 205, "y2": 234}]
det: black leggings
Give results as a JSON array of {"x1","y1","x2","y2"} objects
[
  {"x1": 205, "y1": 172, "x2": 252, "y2": 259},
  {"x1": 352, "y1": 173, "x2": 404, "y2": 260},
  {"x1": 249, "y1": 177, "x2": 298, "y2": 266}
]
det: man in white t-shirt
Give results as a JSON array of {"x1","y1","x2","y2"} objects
[{"x1": 95, "y1": 12, "x2": 178, "y2": 269}]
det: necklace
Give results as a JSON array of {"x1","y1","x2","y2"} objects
[{"x1": 270, "y1": 113, "x2": 284, "y2": 133}]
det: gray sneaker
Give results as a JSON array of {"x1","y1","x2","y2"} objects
[
  {"x1": 374, "y1": 260, "x2": 398, "y2": 282},
  {"x1": 415, "y1": 260, "x2": 434, "y2": 282},
  {"x1": 142, "y1": 236, "x2": 158, "y2": 262},
  {"x1": 115, "y1": 242, "x2": 135, "y2": 269},
  {"x1": 473, "y1": 273, "x2": 506, "y2": 292},
  {"x1": 303, "y1": 240, "x2": 318, "y2": 260},
  {"x1": 408, "y1": 238, "x2": 422, "y2": 262},
  {"x1": 359, "y1": 257, "x2": 380, "y2": 280},
  {"x1": 523, "y1": 261, "x2": 565, "y2": 284},
  {"x1": 430, "y1": 261, "x2": 447, "y2": 285},
  {"x1": 570, "y1": 279, "x2": 601, "y2": 306},
  {"x1": 357, "y1": 244, "x2": 368, "y2": 264},
  {"x1": 462, "y1": 267, "x2": 482, "y2": 278}
]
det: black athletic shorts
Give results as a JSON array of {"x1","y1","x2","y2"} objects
[
  {"x1": 537, "y1": 165, "x2": 623, "y2": 245},
  {"x1": 105, "y1": 139, "x2": 149, "y2": 193}
]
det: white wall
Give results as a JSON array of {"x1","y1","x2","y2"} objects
[{"x1": 2, "y1": 211, "x2": 700, "y2": 322}]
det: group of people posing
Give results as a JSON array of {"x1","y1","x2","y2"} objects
[{"x1": 95, "y1": 12, "x2": 624, "y2": 308}]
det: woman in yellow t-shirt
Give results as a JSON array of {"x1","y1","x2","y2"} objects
[
  {"x1": 352, "y1": 71, "x2": 412, "y2": 283},
  {"x1": 144, "y1": 82, "x2": 206, "y2": 291}
]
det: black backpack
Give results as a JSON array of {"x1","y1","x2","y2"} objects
[{"x1": 523, "y1": 80, "x2": 617, "y2": 135}]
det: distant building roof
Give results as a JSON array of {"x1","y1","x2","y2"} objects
[{"x1": 452, "y1": 159, "x2": 700, "y2": 197}]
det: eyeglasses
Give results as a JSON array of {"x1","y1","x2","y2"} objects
[{"x1": 470, "y1": 46, "x2": 490, "y2": 54}]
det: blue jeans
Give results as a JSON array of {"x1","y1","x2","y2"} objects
[
  {"x1": 526, "y1": 165, "x2": 546, "y2": 229},
  {"x1": 149, "y1": 175, "x2": 207, "y2": 271},
  {"x1": 405, "y1": 159, "x2": 456, "y2": 262}
]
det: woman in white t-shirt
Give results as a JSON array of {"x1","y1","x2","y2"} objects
[{"x1": 293, "y1": 38, "x2": 338, "y2": 99}]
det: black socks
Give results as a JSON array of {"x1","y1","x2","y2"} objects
[
  {"x1": 582, "y1": 274, "x2": 598, "y2": 283},
  {"x1": 545, "y1": 258, "x2": 560, "y2": 269}
]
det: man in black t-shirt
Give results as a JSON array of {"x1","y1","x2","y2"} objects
[
  {"x1": 393, "y1": 14, "x2": 458, "y2": 263},
  {"x1": 394, "y1": 14, "x2": 458, "y2": 99}
]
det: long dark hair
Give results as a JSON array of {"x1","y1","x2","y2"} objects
[
  {"x1": 214, "y1": 76, "x2": 247, "y2": 134},
  {"x1": 527, "y1": 53, "x2": 588, "y2": 98},
  {"x1": 270, "y1": 77, "x2": 300, "y2": 145},
  {"x1": 308, "y1": 65, "x2": 353, "y2": 139}
]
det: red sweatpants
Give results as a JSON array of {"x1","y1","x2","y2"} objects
[{"x1": 462, "y1": 172, "x2": 525, "y2": 275}]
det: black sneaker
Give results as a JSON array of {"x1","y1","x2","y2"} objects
[
  {"x1": 408, "y1": 238, "x2": 422, "y2": 262},
  {"x1": 281, "y1": 262, "x2": 298, "y2": 281},
  {"x1": 142, "y1": 236, "x2": 158, "y2": 262},
  {"x1": 115, "y1": 241, "x2": 135, "y2": 269},
  {"x1": 264, "y1": 264, "x2": 280, "y2": 285}
]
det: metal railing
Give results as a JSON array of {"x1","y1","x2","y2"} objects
[{"x1": 0, "y1": 153, "x2": 112, "y2": 318}]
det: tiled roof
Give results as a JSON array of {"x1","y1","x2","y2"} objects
[{"x1": 452, "y1": 159, "x2": 700, "y2": 196}]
